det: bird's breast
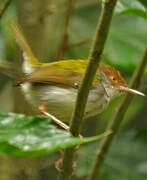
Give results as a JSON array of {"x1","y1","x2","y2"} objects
[{"x1": 21, "y1": 82, "x2": 109, "y2": 122}]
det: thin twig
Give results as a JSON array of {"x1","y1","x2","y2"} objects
[
  {"x1": 58, "y1": 0, "x2": 118, "y2": 180},
  {"x1": 57, "y1": 0, "x2": 73, "y2": 60},
  {"x1": 87, "y1": 47, "x2": 147, "y2": 180},
  {"x1": 0, "y1": 0, "x2": 12, "y2": 19}
]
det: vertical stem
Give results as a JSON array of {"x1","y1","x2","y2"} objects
[
  {"x1": 57, "y1": 0, "x2": 73, "y2": 60},
  {"x1": 87, "y1": 47, "x2": 147, "y2": 180},
  {"x1": 58, "y1": 0, "x2": 117, "y2": 180}
]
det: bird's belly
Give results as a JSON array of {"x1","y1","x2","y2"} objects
[{"x1": 21, "y1": 83, "x2": 109, "y2": 122}]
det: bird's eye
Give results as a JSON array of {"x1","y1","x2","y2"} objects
[{"x1": 111, "y1": 76, "x2": 116, "y2": 81}]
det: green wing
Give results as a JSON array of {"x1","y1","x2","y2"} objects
[{"x1": 18, "y1": 60, "x2": 99, "y2": 88}]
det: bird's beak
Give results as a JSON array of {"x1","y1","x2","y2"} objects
[{"x1": 119, "y1": 86, "x2": 145, "y2": 96}]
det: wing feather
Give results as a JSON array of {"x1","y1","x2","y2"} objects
[
  {"x1": 19, "y1": 64, "x2": 83, "y2": 88},
  {"x1": 17, "y1": 60, "x2": 99, "y2": 88}
]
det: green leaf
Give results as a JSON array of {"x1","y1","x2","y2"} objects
[
  {"x1": 114, "y1": 0, "x2": 147, "y2": 19},
  {"x1": 76, "y1": 132, "x2": 147, "y2": 180},
  {"x1": 0, "y1": 112, "x2": 111, "y2": 157}
]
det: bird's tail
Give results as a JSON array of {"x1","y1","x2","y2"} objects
[{"x1": 9, "y1": 20, "x2": 41, "y2": 72}]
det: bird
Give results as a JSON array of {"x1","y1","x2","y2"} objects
[{"x1": 3, "y1": 20, "x2": 144, "y2": 130}]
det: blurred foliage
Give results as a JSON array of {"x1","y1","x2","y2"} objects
[
  {"x1": 138, "y1": 0, "x2": 147, "y2": 8},
  {"x1": 0, "y1": 0, "x2": 146, "y2": 142},
  {"x1": 135, "y1": 127, "x2": 147, "y2": 142},
  {"x1": 97, "y1": 95, "x2": 145, "y2": 131},
  {"x1": 0, "y1": 0, "x2": 17, "y2": 61},
  {"x1": 0, "y1": 0, "x2": 146, "y2": 179},
  {"x1": 104, "y1": 16, "x2": 147, "y2": 73},
  {"x1": 66, "y1": 2, "x2": 147, "y2": 73},
  {"x1": 76, "y1": 131, "x2": 147, "y2": 180},
  {"x1": 115, "y1": 0, "x2": 147, "y2": 19},
  {"x1": 0, "y1": 0, "x2": 146, "y2": 72},
  {"x1": 0, "y1": 111, "x2": 111, "y2": 156}
]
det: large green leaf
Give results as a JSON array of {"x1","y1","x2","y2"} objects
[
  {"x1": 115, "y1": 0, "x2": 147, "y2": 19},
  {"x1": 0, "y1": 112, "x2": 111, "y2": 157},
  {"x1": 76, "y1": 132, "x2": 147, "y2": 180}
]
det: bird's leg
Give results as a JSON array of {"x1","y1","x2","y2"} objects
[
  {"x1": 38, "y1": 104, "x2": 70, "y2": 131},
  {"x1": 55, "y1": 150, "x2": 76, "y2": 173},
  {"x1": 55, "y1": 134, "x2": 82, "y2": 172},
  {"x1": 55, "y1": 150, "x2": 64, "y2": 172},
  {"x1": 38, "y1": 104, "x2": 82, "y2": 172},
  {"x1": 38, "y1": 104, "x2": 83, "y2": 139}
]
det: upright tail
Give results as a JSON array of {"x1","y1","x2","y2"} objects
[{"x1": 9, "y1": 20, "x2": 40, "y2": 73}]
